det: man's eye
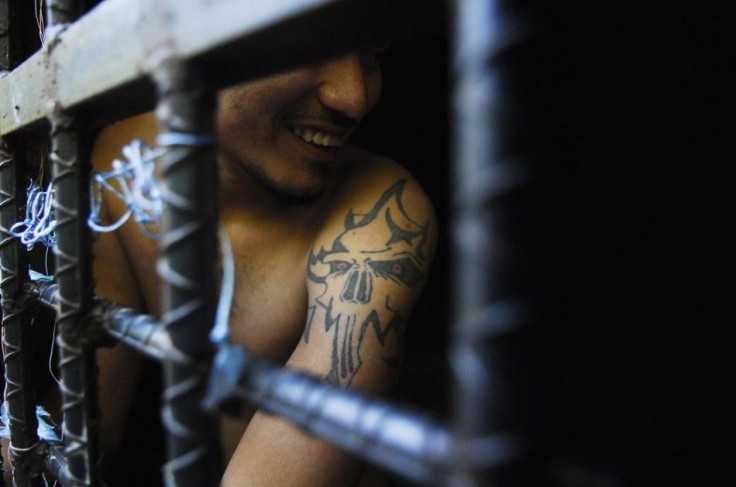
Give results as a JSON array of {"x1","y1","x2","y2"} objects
[{"x1": 329, "y1": 261, "x2": 351, "y2": 273}]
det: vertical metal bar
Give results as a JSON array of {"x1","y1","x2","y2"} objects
[
  {"x1": 153, "y1": 59, "x2": 220, "y2": 487},
  {"x1": 51, "y1": 114, "x2": 101, "y2": 486},
  {"x1": 2, "y1": 3, "x2": 42, "y2": 486},
  {"x1": 450, "y1": 1, "x2": 531, "y2": 486},
  {"x1": 1, "y1": 141, "x2": 41, "y2": 487},
  {"x1": 44, "y1": 1, "x2": 100, "y2": 485}
]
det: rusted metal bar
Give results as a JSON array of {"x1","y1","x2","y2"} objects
[
  {"x1": 1, "y1": 140, "x2": 42, "y2": 487},
  {"x1": 50, "y1": 113, "x2": 101, "y2": 486},
  {"x1": 153, "y1": 59, "x2": 220, "y2": 486}
]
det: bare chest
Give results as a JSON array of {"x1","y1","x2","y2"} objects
[
  {"x1": 122, "y1": 223, "x2": 311, "y2": 363},
  {"x1": 226, "y1": 242, "x2": 309, "y2": 362}
]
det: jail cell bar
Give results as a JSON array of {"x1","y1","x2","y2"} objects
[
  {"x1": 1, "y1": 2, "x2": 42, "y2": 486},
  {"x1": 0, "y1": 140, "x2": 41, "y2": 487},
  {"x1": 0, "y1": 1, "x2": 524, "y2": 486},
  {"x1": 153, "y1": 61, "x2": 221, "y2": 485}
]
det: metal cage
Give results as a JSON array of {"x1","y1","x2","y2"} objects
[{"x1": 1, "y1": 1, "x2": 531, "y2": 486}]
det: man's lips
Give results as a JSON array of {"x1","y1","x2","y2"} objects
[{"x1": 288, "y1": 124, "x2": 349, "y2": 149}]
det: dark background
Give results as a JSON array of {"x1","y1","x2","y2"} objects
[{"x1": 357, "y1": 1, "x2": 730, "y2": 485}]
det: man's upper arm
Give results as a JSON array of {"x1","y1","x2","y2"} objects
[
  {"x1": 222, "y1": 174, "x2": 437, "y2": 486},
  {"x1": 294, "y1": 176, "x2": 436, "y2": 391},
  {"x1": 90, "y1": 114, "x2": 157, "y2": 457}
]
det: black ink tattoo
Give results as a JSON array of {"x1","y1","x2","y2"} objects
[{"x1": 305, "y1": 179, "x2": 430, "y2": 386}]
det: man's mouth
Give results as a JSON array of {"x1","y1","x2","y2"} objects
[{"x1": 289, "y1": 125, "x2": 345, "y2": 149}]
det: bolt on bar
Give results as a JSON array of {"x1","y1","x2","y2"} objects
[{"x1": 153, "y1": 59, "x2": 220, "y2": 486}]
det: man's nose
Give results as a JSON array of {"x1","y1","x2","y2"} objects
[{"x1": 317, "y1": 55, "x2": 376, "y2": 121}]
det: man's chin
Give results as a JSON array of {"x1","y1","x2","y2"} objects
[
  {"x1": 262, "y1": 179, "x2": 326, "y2": 205},
  {"x1": 230, "y1": 155, "x2": 328, "y2": 205}
]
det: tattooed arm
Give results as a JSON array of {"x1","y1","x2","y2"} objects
[{"x1": 222, "y1": 170, "x2": 437, "y2": 486}]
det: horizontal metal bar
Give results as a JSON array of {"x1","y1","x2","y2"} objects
[
  {"x1": 25, "y1": 280, "x2": 523, "y2": 484},
  {"x1": 26, "y1": 280, "x2": 188, "y2": 364},
  {"x1": 45, "y1": 442, "x2": 73, "y2": 486},
  {"x1": 205, "y1": 344, "x2": 522, "y2": 485},
  {"x1": 0, "y1": 0, "x2": 405, "y2": 134}
]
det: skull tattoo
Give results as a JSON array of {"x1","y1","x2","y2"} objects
[{"x1": 305, "y1": 180, "x2": 430, "y2": 386}]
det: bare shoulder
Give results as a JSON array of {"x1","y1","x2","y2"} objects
[
  {"x1": 326, "y1": 144, "x2": 438, "y2": 258},
  {"x1": 298, "y1": 145, "x2": 438, "y2": 390}
]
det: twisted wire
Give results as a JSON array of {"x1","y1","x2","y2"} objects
[
  {"x1": 88, "y1": 139, "x2": 165, "y2": 237},
  {"x1": 154, "y1": 60, "x2": 220, "y2": 487},
  {"x1": 1, "y1": 142, "x2": 41, "y2": 487},
  {"x1": 50, "y1": 118, "x2": 100, "y2": 486},
  {"x1": 9, "y1": 181, "x2": 57, "y2": 249}
]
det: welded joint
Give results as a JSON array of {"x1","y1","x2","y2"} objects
[
  {"x1": 21, "y1": 278, "x2": 198, "y2": 366},
  {"x1": 8, "y1": 439, "x2": 49, "y2": 482},
  {"x1": 20, "y1": 281, "x2": 106, "y2": 350},
  {"x1": 41, "y1": 24, "x2": 68, "y2": 53}
]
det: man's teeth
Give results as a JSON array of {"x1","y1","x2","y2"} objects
[{"x1": 291, "y1": 126, "x2": 342, "y2": 148}]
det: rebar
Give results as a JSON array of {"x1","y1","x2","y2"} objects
[
  {"x1": 50, "y1": 114, "x2": 101, "y2": 486},
  {"x1": 29, "y1": 280, "x2": 189, "y2": 365},
  {"x1": 1, "y1": 140, "x2": 42, "y2": 487},
  {"x1": 153, "y1": 59, "x2": 220, "y2": 487}
]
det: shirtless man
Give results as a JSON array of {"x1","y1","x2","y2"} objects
[{"x1": 90, "y1": 48, "x2": 437, "y2": 486}]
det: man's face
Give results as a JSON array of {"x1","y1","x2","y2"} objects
[{"x1": 216, "y1": 50, "x2": 383, "y2": 200}]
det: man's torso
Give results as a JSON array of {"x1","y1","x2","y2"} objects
[{"x1": 90, "y1": 113, "x2": 412, "y2": 464}]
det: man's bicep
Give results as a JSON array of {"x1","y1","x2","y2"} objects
[
  {"x1": 223, "y1": 177, "x2": 436, "y2": 486},
  {"x1": 293, "y1": 177, "x2": 436, "y2": 391}
]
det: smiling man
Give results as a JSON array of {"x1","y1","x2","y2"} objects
[{"x1": 91, "y1": 47, "x2": 437, "y2": 486}]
